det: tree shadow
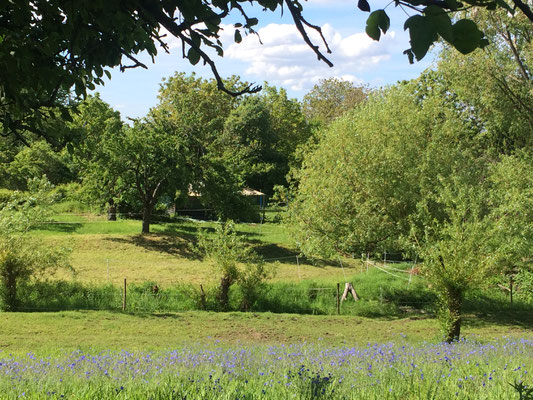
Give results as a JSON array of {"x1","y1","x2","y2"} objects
[
  {"x1": 463, "y1": 309, "x2": 533, "y2": 330},
  {"x1": 32, "y1": 222, "x2": 83, "y2": 233},
  {"x1": 105, "y1": 234, "x2": 197, "y2": 258},
  {"x1": 251, "y1": 243, "x2": 338, "y2": 267}
]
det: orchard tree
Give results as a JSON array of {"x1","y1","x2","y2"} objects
[
  {"x1": 2, "y1": 0, "x2": 526, "y2": 144},
  {"x1": 155, "y1": 73, "x2": 257, "y2": 220},
  {"x1": 116, "y1": 118, "x2": 186, "y2": 234},
  {"x1": 220, "y1": 86, "x2": 309, "y2": 196}
]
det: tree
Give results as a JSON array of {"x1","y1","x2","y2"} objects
[
  {"x1": 155, "y1": 72, "x2": 258, "y2": 220},
  {"x1": 302, "y1": 78, "x2": 368, "y2": 128},
  {"x1": 436, "y1": 8, "x2": 533, "y2": 156},
  {"x1": 290, "y1": 77, "x2": 533, "y2": 341},
  {"x1": 195, "y1": 221, "x2": 270, "y2": 311},
  {"x1": 0, "y1": 177, "x2": 70, "y2": 311},
  {"x1": 3, "y1": 0, "x2": 527, "y2": 144},
  {"x1": 2, "y1": 141, "x2": 72, "y2": 190},
  {"x1": 289, "y1": 84, "x2": 431, "y2": 258},
  {"x1": 116, "y1": 118, "x2": 186, "y2": 234},
  {"x1": 220, "y1": 86, "x2": 310, "y2": 196},
  {"x1": 69, "y1": 95, "x2": 125, "y2": 220}
]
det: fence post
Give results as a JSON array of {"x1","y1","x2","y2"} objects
[
  {"x1": 122, "y1": 277, "x2": 127, "y2": 311},
  {"x1": 200, "y1": 284, "x2": 207, "y2": 310},
  {"x1": 336, "y1": 283, "x2": 340, "y2": 315},
  {"x1": 510, "y1": 275, "x2": 513, "y2": 308},
  {"x1": 296, "y1": 255, "x2": 301, "y2": 281}
]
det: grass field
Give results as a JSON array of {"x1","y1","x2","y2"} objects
[
  {"x1": 0, "y1": 312, "x2": 531, "y2": 399},
  {"x1": 34, "y1": 214, "x2": 354, "y2": 286},
  {"x1": 2, "y1": 210, "x2": 531, "y2": 398}
]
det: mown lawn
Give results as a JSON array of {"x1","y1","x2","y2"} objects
[{"x1": 1, "y1": 310, "x2": 532, "y2": 354}]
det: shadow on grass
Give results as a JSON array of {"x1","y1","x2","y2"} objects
[
  {"x1": 251, "y1": 243, "x2": 339, "y2": 267},
  {"x1": 105, "y1": 234, "x2": 198, "y2": 258},
  {"x1": 32, "y1": 222, "x2": 83, "y2": 233}
]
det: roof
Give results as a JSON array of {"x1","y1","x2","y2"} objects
[{"x1": 188, "y1": 185, "x2": 265, "y2": 197}]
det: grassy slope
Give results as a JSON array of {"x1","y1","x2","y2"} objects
[
  {"x1": 1, "y1": 310, "x2": 531, "y2": 354},
  {"x1": 34, "y1": 216, "x2": 356, "y2": 285}
]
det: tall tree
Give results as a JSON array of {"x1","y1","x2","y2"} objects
[
  {"x1": 290, "y1": 77, "x2": 533, "y2": 341},
  {"x1": 437, "y1": 8, "x2": 533, "y2": 155},
  {"x1": 69, "y1": 95, "x2": 125, "y2": 220},
  {"x1": 220, "y1": 86, "x2": 310, "y2": 196},
  {"x1": 114, "y1": 118, "x2": 186, "y2": 234},
  {"x1": 302, "y1": 78, "x2": 368, "y2": 128},
  {"x1": 155, "y1": 73, "x2": 256, "y2": 220}
]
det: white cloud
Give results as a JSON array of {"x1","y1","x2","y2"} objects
[{"x1": 224, "y1": 23, "x2": 400, "y2": 92}]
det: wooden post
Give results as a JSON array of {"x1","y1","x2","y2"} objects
[
  {"x1": 510, "y1": 275, "x2": 513, "y2": 307},
  {"x1": 122, "y1": 278, "x2": 127, "y2": 311},
  {"x1": 341, "y1": 282, "x2": 359, "y2": 302},
  {"x1": 200, "y1": 284, "x2": 207, "y2": 310},
  {"x1": 296, "y1": 255, "x2": 301, "y2": 281},
  {"x1": 336, "y1": 283, "x2": 340, "y2": 315}
]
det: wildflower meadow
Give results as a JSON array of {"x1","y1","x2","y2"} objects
[{"x1": 1, "y1": 338, "x2": 532, "y2": 399}]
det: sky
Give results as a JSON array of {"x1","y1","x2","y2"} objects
[{"x1": 93, "y1": 0, "x2": 436, "y2": 120}]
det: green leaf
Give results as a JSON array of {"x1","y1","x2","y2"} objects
[
  {"x1": 104, "y1": 70, "x2": 112, "y2": 80},
  {"x1": 358, "y1": 0, "x2": 371, "y2": 12},
  {"x1": 404, "y1": 15, "x2": 438, "y2": 61},
  {"x1": 424, "y1": 5, "x2": 453, "y2": 43},
  {"x1": 187, "y1": 47, "x2": 201, "y2": 65},
  {"x1": 403, "y1": 48, "x2": 415, "y2": 64},
  {"x1": 479, "y1": 38, "x2": 490, "y2": 48},
  {"x1": 494, "y1": 0, "x2": 515, "y2": 14},
  {"x1": 445, "y1": 0, "x2": 459, "y2": 10},
  {"x1": 365, "y1": 10, "x2": 390, "y2": 41},
  {"x1": 234, "y1": 29, "x2": 242, "y2": 44},
  {"x1": 452, "y1": 19, "x2": 483, "y2": 54}
]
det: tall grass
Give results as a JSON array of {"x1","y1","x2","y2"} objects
[{"x1": 11, "y1": 266, "x2": 529, "y2": 317}]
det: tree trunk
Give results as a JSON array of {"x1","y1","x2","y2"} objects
[
  {"x1": 2, "y1": 263, "x2": 18, "y2": 311},
  {"x1": 217, "y1": 276, "x2": 233, "y2": 311},
  {"x1": 141, "y1": 204, "x2": 153, "y2": 234},
  {"x1": 440, "y1": 285, "x2": 463, "y2": 343},
  {"x1": 107, "y1": 199, "x2": 117, "y2": 221}
]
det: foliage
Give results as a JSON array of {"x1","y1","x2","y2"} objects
[
  {"x1": 291, "y1": 73, "x2": 533, "y2": 341},
  {"x1": 436, "y1": 7, "x2": 533, "y2": 156},
  {"x1": 302, "y1": 78, "x2": 368, "y2": 128},
  {"x1": 289, "y1": 85, "x2": 435, "y2": 258},
  {"x1": 3, "y1": 0, "x2": 529, "y2": 144},
  {"x1": 195, "y1": 221, "x2": 272, "y2": 310},
  {"x1": 1, "y1": 140, "x2": 72, "y2": 190},
  {"x1": 0, "y1": 178, "x2": 70, "y2": 310},
  {"x1": 220, "y1": 86, "x2": 310, "y2": 196},
  {"x1": 69, "y1": 95, "x2": 126, "y2": 215}
]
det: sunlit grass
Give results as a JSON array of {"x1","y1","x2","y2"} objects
[
  {"x1": 32, "y1": 215, "x2": 357, "y2": 285},
  {"x1": 1, "y1": 337, "x2": 531, "y2": 399}
]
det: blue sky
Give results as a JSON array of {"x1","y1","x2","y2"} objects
[{"x1": 93, "y1": 0, "x2": 435, "y2": 119}]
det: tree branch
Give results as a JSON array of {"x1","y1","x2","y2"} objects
[
  {"x1": 509, "y1": 0, "x2": 533, "y2": 23},
  {"x1": 285, "y1": 0, "x2": 333, "y2": 67}
]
